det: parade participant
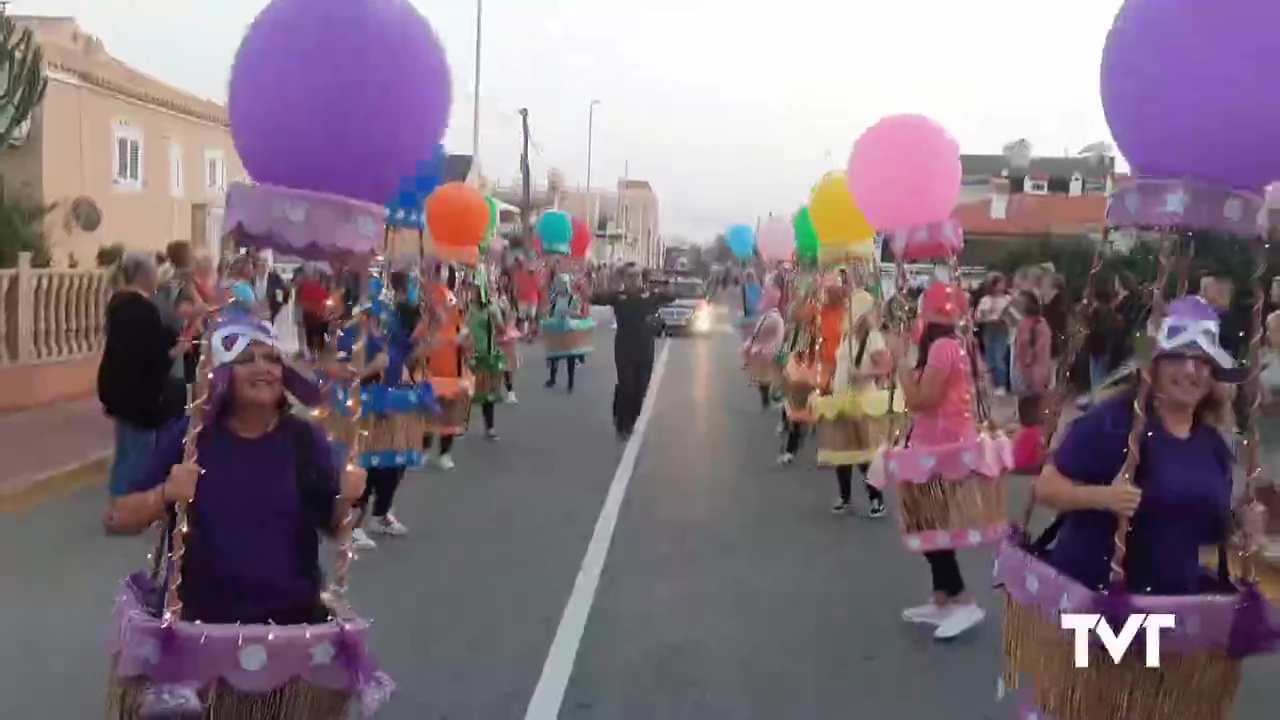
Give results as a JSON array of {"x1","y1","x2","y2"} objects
[
  {"x1": 496, "y1": 269, "x2": 520, "y2": 403},
  {"x1": 106, "y1": 308, "x2": 361, "y2": 624},
  {"x1": 421, "y1": 264, "x2": 464, "y2": 470},
  {"x1": 894, "y1": 281, "x2": 986, "y2": 639},
  {"x1": 467, "y1": 275, "x2": 507, "y2": 439},
  {"x1": 740, "y1": 269, "x2": 763, "y2": 335},
  {"x1": 818, "y1": 276, "x2": 846, "y2": 390},
  {"x1": 335, "y1": 272, "x2": 423, "y2": 550},
  {"x1": 99, "y1": 253, "x2": 188, "y2": 512},
  {"x1": 1034, "y1": 296, "x2": 1240, "y2": 594},
  {"x1": 591, "y1": 264, "x2": 674, "y2": 440},
  {"x1": 543, "y1": 272, "x2": 589, "y2": 392},
  {"x1": 777, "y1": 278, "x2": 820, "y2": 463},
  {"x1": 514, "y1": 256, "x2": 541, "y2": 339},
  {"x1": 742, "y1": 284, "x2": 786, "y2": 410},
  {"x1": 819, "y1": 289, "x2": 892, "y2": 516}
]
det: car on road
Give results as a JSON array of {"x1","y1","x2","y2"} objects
[{"x1": 654, "y1": 276, "x2": 713, "y2": 335}]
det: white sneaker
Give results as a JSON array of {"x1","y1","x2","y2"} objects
[
  {"x1": 506, "y1": 390, "x2": 518, "y2": 404},
  {"x1": 371, "y1": 514, "x2": 408, "y2": 536},
  {"x1": 775, "y1": 422, "x2": 787, "y2": 436},
  {"x1": 776, "y1": 452, "x2": 794, "y2": 466},
  {"x1": 902, "y1": 602, "x2": 950, "y2": 625},
  {"x1": 436, "y1": 454, "x2": 456, "y2": 471},
  {"x1": 351, "y1": 528, "x2": 377, "y2": 550},
  {"x1": 934, "y1": 603, "x2": 985, "y2": 640}
]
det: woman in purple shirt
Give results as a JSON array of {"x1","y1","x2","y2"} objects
[
  {"x1": 1035, "y1": 296, "x2": 1240, "y2": 594},
  {"x1": 107, "y1": 310, "x2": 366, "y2": 624}
]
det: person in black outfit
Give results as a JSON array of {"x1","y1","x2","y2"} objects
[
  {"x1": 591, "y1": 264, "x2": 674, "y2": 440},
  {"x1": 98, "y1": 253, "x2": 185, "y2": 510}
]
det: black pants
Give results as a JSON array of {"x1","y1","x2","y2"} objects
[
  {"x1": 925, "y1": 550, "x2": 966, "y2": 598},
  {"x1": 303, "y1": 315, "x2": 329, "y2": 356},
  {"x1": 480, "y1": 401, "x2": 495, "y2": 431},
  {"x1": 757, "y1": 384, "x2": 772, "y2": 408},
  {"x1": 613, "y1": 348, "x2": 655, "y2": 434},
  {"x1": 547, "y1": 357, "x2": 578, "y2": 388},
  {"x1": 423, "y1": 433, "x2": 455, "y2": 454},
  {"x1": 835, "y1": 464, "x2": 884, "y2": 505},
  {"x1": 359, "y1": 467, "x2": 403, "y2": 517},
  {"x1": 504, "y1": 371, "x2": 514, "y2": 392},
  {"x1": 781, "y1": 409, "x2": 803, "y2": 454}
]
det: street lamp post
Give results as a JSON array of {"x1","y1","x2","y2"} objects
[
  {"x1": 471, "y1": 0, "x2": 483, "y2": 167},
  {"x1": 585, "y1": 99, "x2": 601, "y2": 237}
]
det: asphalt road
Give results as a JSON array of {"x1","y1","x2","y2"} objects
[{"x1": 2, "y1": 303, "x2": 1278, "y2": 719}]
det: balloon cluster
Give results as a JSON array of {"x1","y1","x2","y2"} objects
[
  {"x1": 535, "y1": 210, "x2": 593, "y2": 259},
  {"x1": 723, "y1": 113, "x2": 962, "y2": 267}
]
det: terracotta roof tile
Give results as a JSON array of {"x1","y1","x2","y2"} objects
[
  {"x1": 953, "y1": 194, "x2": 1107, "y2": 238},
  {"x1": 23, "y1": 17, "x2": 228, "y2": 126}
]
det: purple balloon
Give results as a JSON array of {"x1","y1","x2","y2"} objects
[
  {"x1": 1101, "y1": 0, "x2": 1280, "y2": 191},
  {"x1": 228, "y1": 0, "x2": 452, "y2": 205}
]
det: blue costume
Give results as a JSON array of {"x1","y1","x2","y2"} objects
[{"x1": 329, "y1": 274, "x2": 436, "y2": 470}]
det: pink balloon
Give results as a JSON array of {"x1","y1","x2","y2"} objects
[
  {"x1": 755, "y1": 216, "x2": 795, "y2": 261},
  {"x1": 846, "y1": 114, "x2": 961, "y2": 231}
]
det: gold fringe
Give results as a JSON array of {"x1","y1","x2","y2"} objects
[
  {"x1": 1001, "y1": 595, "x2": 1241, "y2": 720},
  {"x1": 815, "y1": 416, "x2": 890, "y2": 466},
  {"x1": 474, "y1": 370, "x2": 505, "y2": 397},
  {"x1": 106, "y1": 656, "x2": 352, "y2": 720},
  {"x1": 543, "y1": 329, "x2": 593, "y2": 353},
  {"x1": 895, "y1": 473, "x2": 1007, "y2": 534}
]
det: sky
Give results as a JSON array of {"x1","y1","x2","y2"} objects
[{"x1": 20, "y1": 0, "x2": 1125, "y2": 243}]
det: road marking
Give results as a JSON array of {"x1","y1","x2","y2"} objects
[{"x1": 523, "y1": 340, "x2": 672, "y2": 720}]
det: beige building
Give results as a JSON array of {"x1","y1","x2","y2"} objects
[
  {"x1": 5, "y1": 16, "x2": 244, "y2": 266},
  {"x1": 539, "y1": 179, "x2": 662, "y2": 267}
]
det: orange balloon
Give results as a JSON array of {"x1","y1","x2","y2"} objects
[{"x1": 426, "y1": 182, "x2": 489, "y2": 248}]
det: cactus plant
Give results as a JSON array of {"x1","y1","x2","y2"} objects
[{"x1": 0, "y1": 8, "x2": 47, "y2": 148}]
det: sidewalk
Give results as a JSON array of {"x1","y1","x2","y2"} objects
[{"x1": 0, "y1": 397, "x2": 112, "y2": 512}]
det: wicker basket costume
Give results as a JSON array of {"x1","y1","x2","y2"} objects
[
  {"x1": 811, "y1": 386, "x2": 906, "y2": 466},
  {"x1": 424, "y1": 374, "x2": 473, "y2": 434},
  {"x1": 107, "y1": 574, "x2": 392, "y2": 720},
  {"x1": 541, "y1": 316, "x2": 595, "y2": 359},
  {"x1": 781, "y1": 355, "x2": 822, "y2": 424},
  {"x1": 869, "y1": 431, "x2": 1012, "y2": 552},
  {"x1": 471, "y1": 351, "x2": 507, "y2": 404},
  {"x1": 319, "y1": 382, "x2": 436, "y2": 468}
]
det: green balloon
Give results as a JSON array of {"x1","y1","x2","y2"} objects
[{"x1": 794, "y1": 207, "x2": 819, "y2": 258}]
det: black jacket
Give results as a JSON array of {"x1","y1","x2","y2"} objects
[
  {"x1": 591, "y1": 288, "x2": 674, "y2": 353},
  {"x1": 98, "y1": 291, "x2": 178, "y2": 429}
]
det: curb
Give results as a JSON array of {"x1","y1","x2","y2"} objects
[{"x1": 0, "y1": 451, "x2": 111, "y2": 513}]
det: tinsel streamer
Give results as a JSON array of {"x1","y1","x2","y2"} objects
[
  {"x1": 1109, "y1": 227, "x2": 1175, "y2": 583},
  {"x1": 328, "y1": 257, "x2": 383, "y2": 602},
  {"x1": 1039, "y1": 229, "x2": 1107, "y2": 454},
  {"x1": 948, "y1": 254, "x2": 993, "y2": 432},
  {"x1": 160, "y1": 305, "x2": 221, "y2": 627},
  {"x1": 1238, "y1": 231, "x2": 1270, "y2": 583}
]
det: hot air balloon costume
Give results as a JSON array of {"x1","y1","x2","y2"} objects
[
  {"x1": 541, "y1": 272, "x2": 595, "y2": 386},
  {"x1": 105, "y1": 309, "x2": 394, "y2": 719},
  {"x1": 467, "y1": 268, "x2": 507, "y2": 437}
]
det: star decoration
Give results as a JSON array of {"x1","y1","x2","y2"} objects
[{"x1": 310, "y1": 641, "x2": 336, "y2": 666}]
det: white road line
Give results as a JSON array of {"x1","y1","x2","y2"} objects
[{"x1": 523, "y1": 340, "x2": 673, "y2": 720}]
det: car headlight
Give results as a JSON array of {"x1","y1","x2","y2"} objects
[{"x1": 692, "y1": 310, "x2": 711, "y2": 332}]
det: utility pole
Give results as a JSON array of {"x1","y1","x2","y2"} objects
[
  {"x1": 585, "y1": 100, "x2": 601, "y2": 230},
  {"x1": 519, "y1": 108, "x2": 532, "y2": 251}
]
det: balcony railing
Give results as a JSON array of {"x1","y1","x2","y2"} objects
[{"x1": 0, "y1": 252, "x2": 111, "y2": 365}]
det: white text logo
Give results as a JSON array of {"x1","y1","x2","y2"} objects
[{"x1": 1060, "y1": 613, "x2": 1175, "y2": 668}]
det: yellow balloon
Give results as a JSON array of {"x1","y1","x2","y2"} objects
[{"x1": 807, "y1": 172, "x2": 875, "y2": 249}]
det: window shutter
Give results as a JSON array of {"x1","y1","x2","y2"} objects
[
  {"x1": 116, "y1": 136, "x2": 129, "y2": 181},
  {"x1": 128, "y1": 140, "x2": 141, "y2": 181}
]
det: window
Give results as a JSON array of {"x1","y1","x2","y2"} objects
[
  {"x1": 204, "y1": 150, "x2": 226, "y2": 194},
  {"x1": 1026, "y1": 180, "x2": 1049, "y2": 194},
  {"x1": 169, "y1": 142, "x2": 184, "y2": 198},
  {"x1": 112, "y1": 123, "x2": 143, "y2": 190}
]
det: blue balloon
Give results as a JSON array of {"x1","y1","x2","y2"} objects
[
  {"x1": 537, "y1": 210, "x2": 573, "y2": 254},
  {"x1": 725, "y1": 223, "x2": 755, "y2": 260}
]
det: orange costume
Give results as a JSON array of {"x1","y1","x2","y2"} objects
[{"x1": 422, "y1": 282, "x2": 471, "y2": 434}]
